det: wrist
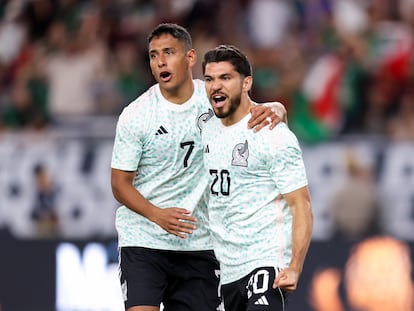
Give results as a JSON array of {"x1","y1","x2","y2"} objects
[{"x1": 146, "y1": 204, "x2": 161, "y2": 223}]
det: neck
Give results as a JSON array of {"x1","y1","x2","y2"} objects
[
  {"x1": 221, "y1": 96, "x2": 254, "y2": 126},
  {"x1": 160, "y1": 77, "x2": 194, "y2": 105}
]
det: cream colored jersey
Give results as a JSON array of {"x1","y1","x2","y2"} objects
[
  {"x1": 111, "y1": 79, "x2": 215, "y2": 250},
  {"x1": 201, "y1": 114, "x2": 308, "y2": 284}
]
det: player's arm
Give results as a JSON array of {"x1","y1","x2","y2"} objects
[
  {"x1": 248, "y1": 102, "x2": 288, "y2": 131},
  {"x1": 111, "y1": 168, "x2": 197, "y2": 238},
  {"x1": 273, "y1": 185, "x2": 313, "y2": 291}
]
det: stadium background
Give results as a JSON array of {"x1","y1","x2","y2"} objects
[{"x1": 0, "y1": 0, "x2": 413, "y2": 310}]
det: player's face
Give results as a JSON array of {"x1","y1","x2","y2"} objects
[
  {"x1": 148, "y1": 34, "x2": 195, "y2": 94},
  {"x1": 204, "y1": 61, "x2": 245, "y2": 119}
]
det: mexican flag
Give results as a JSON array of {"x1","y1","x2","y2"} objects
[
  {"x1": 374, "y1": 21, "x2": 413, "y2": 82},
  {"x1": 290, "y1": 54, "x2": 345, "y2": 144}
]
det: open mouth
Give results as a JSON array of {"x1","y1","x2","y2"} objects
[
  {"x1": 212, "y1": 94, "x2": 227, "y2": 108},
  {"x1": 160, "y1": 71, "x2": 172, "y2": 82}
]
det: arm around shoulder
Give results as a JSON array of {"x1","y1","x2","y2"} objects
[{"x1": 264, "y1": 102, "x2": 288, "y2": 124}]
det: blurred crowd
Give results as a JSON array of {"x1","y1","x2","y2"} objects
[{"x1": 0, "y1": 0, "x2": 414, "y2": 144}]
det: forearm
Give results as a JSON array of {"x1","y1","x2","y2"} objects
[
  {"x1": 273, "y1": 188, "x2": 313, "y2": 291},
  {"x1": 111, "y1": 169, "x2": 159, "y2": 221},
  {"x1": 111, "y1": 168, "x2": 197, "y2": 238},
  {"x1": 284, "y1": 187, "x2": 313, "y2": 273},
  {"x1": 290, "y1": 201, "x2": 313, "y2": 273},
  {"x1": 114, "y1": 184, "x2": 159, "y2": 221}
]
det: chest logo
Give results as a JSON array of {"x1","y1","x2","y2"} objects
[
  {"x1": 155, "y1": 125, "x2": 168, "y2": 136},
  {"x1": 232, "y1": 140, "x2": 249, "y2": 167},
  {"x1": 197, "y1": 109, "x2": 214, "y2": 133}
]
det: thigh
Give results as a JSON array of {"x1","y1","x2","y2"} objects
[
  {"x1": 119, "y1": 247, "x2": 168, "y2": 310},
  {"x1": 245, "y1": 267, "x2": 289, "y2": 311},
  {"x1": 163, "y1": 250, "x2": 222, "y2": 311}
]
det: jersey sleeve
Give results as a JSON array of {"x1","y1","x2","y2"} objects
[
  {"x1": 265, "y1": 124, "x2": 308, "y2": 194},
  {"x1": 111, "y1": 109, "x2": 143, "y2": 171}
]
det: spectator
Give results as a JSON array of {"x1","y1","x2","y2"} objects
[
  {"x1": 386, "y1": 82, "x2": 414, "y2": 141},
  {"x1": 1, "y1": 78, "x2": 48, "y2": 130},
  {"x1": 40, "y1": 13, "x2": 111, "y2": 119},
  {"x1": 328, "y1": 148, "x2": 380, "y2": 241},
  {"x1": 31, "y1": 163, "x2": 60, "y2": 238},
  {"x1": 111, "y1": 40, "x2": 150, "y2": 112}
]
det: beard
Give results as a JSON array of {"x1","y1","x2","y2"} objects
[{"x1": 214, "y1": 94, "x2": 242, "y2": 119}]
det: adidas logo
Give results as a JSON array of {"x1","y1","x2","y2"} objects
[
  {"x1": 204, "y1": 145, "x2": 210, "y2": 153},
  {"x1": 155, "y1": 126, "x2": 168, "y2": 135},
  {"x1": 216, "y1": 302, "x2": 225, "y2": 311},
  {"x1": 254, "y1": 295, "x2": 269, "y2": 306},
  {"x1": 121, "y1": 281, "x2": 127, "y2": 301}
]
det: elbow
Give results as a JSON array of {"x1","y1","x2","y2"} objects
[
  {"x1": 110, "y1": 168, "x2": 135, "y2": 204},
  {"x1": 307, "y1": 202, "x2": 314, "y2": 231},
  {"x1": 111, "y1": 179, "x2": 122, "y2": 203},
  {"x1": 110, "y1": 170, "x2": 126, "y2": 203}
]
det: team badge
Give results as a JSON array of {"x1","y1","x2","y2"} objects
[
  {"x1": 232, "y1": 140, "x2": 249, "y2": 167},
  {"x1": 197, "y1": 109, "x2": 214, "y2": 132}
]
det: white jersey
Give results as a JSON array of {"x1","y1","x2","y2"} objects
[
  {"x1": 201, "y1": 113, "x2": 308, "y2": 284},
  {"x1": 111, "y1": 79, "x2": 215, "y2": 251}
]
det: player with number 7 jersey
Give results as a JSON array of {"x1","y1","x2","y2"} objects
[{"x1": 112, "y1": 79, "x2": 212, "y2": 251}]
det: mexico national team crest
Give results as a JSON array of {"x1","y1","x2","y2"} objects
[
  {"x1": 197, "y1": 109, "x2": 214, "y2": 132},
  {"x1": 232, "y1": 140, "x2": 249, "y2": 167}
]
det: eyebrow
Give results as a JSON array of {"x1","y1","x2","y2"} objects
[
  {"x1": 149, "y1": 46, "x2": 176, "y2": 53},
  {"x1": 204, "y1": 72, "x2": 234, "y2": 79}
]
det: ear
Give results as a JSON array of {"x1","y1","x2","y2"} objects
[
  {"x1": 243, "y1": 76, "x2": 253, "y2": 92},
  {"x1": 187, "y1": 49, "x2": 197, "y2": 67}
]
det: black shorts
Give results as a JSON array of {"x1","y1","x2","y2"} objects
[
  {"x1": 221, "y1": 267, "x2": 290, "y2": 311},
  {"x1": 119, "y1": 247, "x2": 222, "y2": 311}
]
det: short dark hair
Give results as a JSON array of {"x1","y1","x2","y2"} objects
[
  {"x1": 202, "y1": 45, "x2": 252, "y2": 77},
  {"x1": 147, "y1": 23, "x2": 192, "y2": 51}
]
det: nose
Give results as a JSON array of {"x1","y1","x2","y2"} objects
[
  {"x1": 157, "y1": 55, "x2": 166, "y2": 67},
  {"x1": 211, "y1": 79, "x2": 222, "y2": 91}
]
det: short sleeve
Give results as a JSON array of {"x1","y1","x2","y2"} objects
[{"x1": 111, "y1": 114, "x2": 142, "y2": 171}]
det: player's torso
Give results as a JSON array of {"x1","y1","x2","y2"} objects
[
  {"x1": 202, "y1": 115, "x2": 291, "y2": 283},
  {"x1": 116, "y1": 80, "x2": 215, "y2": 250},
  {"x1": 202, "y1": 115, "x2": 280, "y2": 218},
  {"x1": 133, "y1": 81, "x2": 213, "y2": 207}
]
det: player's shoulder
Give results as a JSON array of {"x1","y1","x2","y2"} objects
[
  {"x1": 200, "y1": 112, "x2": 219, "y2": 135},
  {"x1": 193, "y1": 79, "x2": 208, "y2": 101},
  {"x1": 262, "y1": 122, "x2": 300, "y2": 148},
  {"x1": 118, "y1": 84, "x2": 158, "y2": 123},
  {"x1": 193, "y1": 78, "x2": 206, "y2": 88}
]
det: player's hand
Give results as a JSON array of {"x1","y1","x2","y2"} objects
[
  {"x1": 152, "y1": 207, "x2": 197, "y2": 238},
  {"x1": 273, "y1": 267, "x2": 300, "y2": 292},
  {"x1": 248, "y1": 102, "x2": 287, "y2": 132}
]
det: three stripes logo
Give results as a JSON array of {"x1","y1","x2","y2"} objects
[
  {"x1": 155, "y1": 126, "x2": 168, "y2": 136},
  {"x1": 254, "y1": 295, "x2": 269, "y2": 306}
]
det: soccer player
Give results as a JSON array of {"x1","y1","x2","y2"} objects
[
  {"x1": 110, "y1": 24, "x2": 286, "y2": 311},
  {"x1": 201, "y1": 45, "x2": 313, "y2": 311}
]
